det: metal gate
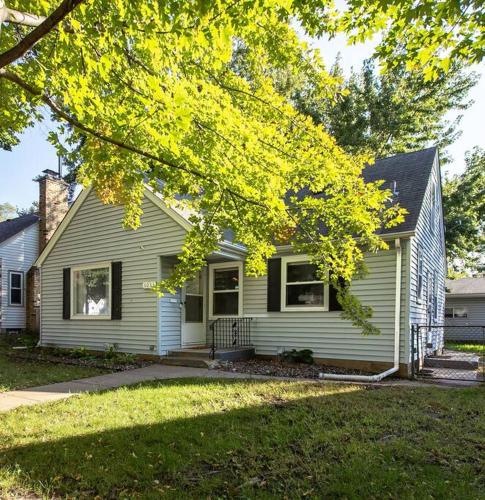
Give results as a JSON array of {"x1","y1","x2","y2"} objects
[{"x1": 412, "y1": 325, "x2": 484, "y2": 382}]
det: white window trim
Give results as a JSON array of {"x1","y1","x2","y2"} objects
[
  {"x1": 8, "y1": 271, "x2": 24, "y2": 307},
  {"x1": 208, "y1": 261, "x2": 243, "y2": 319},
  {"x1": 430, "y1": 181, "x2": 436, "y2": 234},
  {"x1": 432, "y1": 270, "x2": 438, "y2": 320},
  {"x1": 70, "y1": 261, "x2": 112, "y2": 320},
  {"x1": 446, "y1": 306, "x2": 468, "y2": 319},
  {"x1": 416, "y1": 245, "x2": 423, "y2": 303},
  {"x1": 280, "y1": 255, "x2": 329, "y2": 312}
]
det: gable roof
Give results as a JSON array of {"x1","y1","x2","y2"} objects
[
  {"x1": 0, "y1": 214, "x2": 39, "y2": 245},
  {"x1": 363, "y1": 147, "x2": 438, "y2": 234},
  {"x1": 446, "y1": 277, "x2": 485, "y2": 297},
  {"x1": 35, "y1": 147, "x2": 439, "y2": 265}
]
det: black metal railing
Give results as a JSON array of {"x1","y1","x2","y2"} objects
[
  {"x1": 411, "y1": 324, "x2": 484, "y2": 382},
  {"x1": 209, "y1": 317, "x2": 253, "y2": 359}
]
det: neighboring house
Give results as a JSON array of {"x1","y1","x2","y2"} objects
[
  {"x1": 445, "y1": 277, "x2": 485, "y2": 341},
  {"x1": 0, "y1": 169, "x2": 68, "y2": 333},
  {"x1": 34, "y1": 147, "x2": 446, "y2": 377},
  {"x1": 0, "y1": 214, "x2": 39, "y2": 332}
]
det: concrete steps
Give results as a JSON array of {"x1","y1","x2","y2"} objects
[
  {"x1": 160, "y1": 346, "x2": 255, "y2": 368},
  {"x1": 424, "y1": 355, "x2": 479, "y2": 370}
]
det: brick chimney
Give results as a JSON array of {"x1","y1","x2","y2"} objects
[
  {"x1": 26, "y1": 170, "x2": 69, "y2": 334},
  {"x1": 37, "y1": 169, "x2": 69, "y2": 252}
]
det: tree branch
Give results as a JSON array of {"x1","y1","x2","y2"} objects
[
  {"x1": 0, "y1": 69, "x2": 267, "y2": 210},
  {"x1": 0, "y1": 0, "x2": 83, "y2": 70},
  {"x1": 0, "y1": 0, "x2": 45, "y2": 27}
]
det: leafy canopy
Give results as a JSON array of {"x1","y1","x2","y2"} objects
[
  {"x1": 1, "y1": 0, "x2": 483, "y2": 332},
  {"x1": 313, "y1": 59, "x2": 478, "y2": 163},
  {"x1": 443, "y1": 147, "x2": 485, "y2": 275}
]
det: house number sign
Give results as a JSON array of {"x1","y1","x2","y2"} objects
[{"x1": 142, "y1": 281, "x2": 157, "y2": 289}]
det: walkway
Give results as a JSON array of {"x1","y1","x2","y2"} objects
[
  {"x1": 0, "y1": 364, "x2": 464, "y2": 413},
  {"x1": 0, "y1": 365, "x2": 273, "y2": 412}
]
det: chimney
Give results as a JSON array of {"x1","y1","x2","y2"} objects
[{"x1": 37, "y1": 168, "x2": 69, "y2": 252}]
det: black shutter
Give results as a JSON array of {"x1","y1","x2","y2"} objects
[
  {"x1": 329, "y1": 276, "x2": 346, "y2": 311},
  {"x1": 111, "y1": 261, "x2": 122, "y2": 320},
  {"x1": 267, "y1": 258, "x2": 281, "y2": 312},
  {"x1": 62, "y1": 268, "x2": 71, "y2": 319}
]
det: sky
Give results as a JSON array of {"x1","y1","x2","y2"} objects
[{"x1": 0, "y1": 32, "x2": 483, "y2": 210}]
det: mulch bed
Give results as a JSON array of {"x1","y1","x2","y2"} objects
[
  {"x1": 218, "y1": 358, "x2": 376, "y2": 379},
  {"x1": 7, "y1": 348, "x2": 153, "y2": 372}
]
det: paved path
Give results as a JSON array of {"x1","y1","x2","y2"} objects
[
  {"x1": 0, "y1": 364, "x2": 467, "y2": 413},
  {"x1": 0, "y1": 365, "x2": 276, "y2": 412}
]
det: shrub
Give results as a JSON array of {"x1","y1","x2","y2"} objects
[
  {"x1": 69, "y1": 347, "x2": 91, "y2": 359},
  {"x1": 280, "y1": 349, "x2": 314, "y2": 365}
]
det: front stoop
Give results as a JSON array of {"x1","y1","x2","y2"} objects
[{"x1": 160, "y1": 346, "x2": 255, "y2": 368}]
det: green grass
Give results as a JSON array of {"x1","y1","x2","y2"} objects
[
  {"x1": 0, "y1": 345, "x2": 107, "y2": 393},
  {"x1": 445, "y1": 342, "x2": 484, "y2": 354},
  {"x1": 0, "y1": 379, "x2": 483, "y2": 499}
]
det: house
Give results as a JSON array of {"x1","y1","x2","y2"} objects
[
  {"x1": 445, "y1": 277, "x2": 485, "y2": 342},
  {"x1": 0, "y1": 170, "x2": 68, "y2": 333},
  {"x1": 34, "y1": 147, "x2": 446, "y2": 377},
  {"x1": 0, "y1": 214, "x2": 39, "y2": 333}
]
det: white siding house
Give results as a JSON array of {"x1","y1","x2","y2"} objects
[
  {"x1": 35, "y1": 147, "x2": 446, "y2": 377},
  {"x1": 0, "y1": 216, "x2": 39, "y2": 332},
  {"x1": 444, "y1": 278, "x2": 485, "y2": 341}
]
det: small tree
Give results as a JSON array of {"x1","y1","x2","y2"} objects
[
  {"x1": 443, "y1": 147, "x2": 485, "y2": 275},
  {"x1": 0, "y1": 202, "x2": 16, "y2": 221}
]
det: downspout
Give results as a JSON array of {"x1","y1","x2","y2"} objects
[
  {"x1": 36, "y1": 266, "x2": 42, "y2": 347},
  {"x1": 320, "y1": 238, "x2": 402, "y2": 382}
]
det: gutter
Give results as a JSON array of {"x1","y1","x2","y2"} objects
[{"x1": 320, "y1": 238, "x2": 402, "y2": 382}]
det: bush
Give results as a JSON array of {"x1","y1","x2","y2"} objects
[
  {"x1": 69, "y1": 347, "x2": 92, "y2": 359},
  {"x1": 103, "y1": 345, "x2": 137, "y2": 365},
  {"x1": 280, "y1": 349, "x2": 314, "y2": 365}
]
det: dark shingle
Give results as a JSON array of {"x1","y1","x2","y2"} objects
[
  {"x1": 0, "y1": 214, "x2": 39, "y2": 245},
  {"x1": 363, "y1": 147, "x2": 438, "y2": 234},
  {"x1": 446, "y1": 277, "x2": 485, "y2": 295}
]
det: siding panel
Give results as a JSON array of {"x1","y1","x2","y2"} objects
[
  {"x1": 0, "y1": 224, "x2": 38, "y2": 330},
  {"x1": 239, "y1": 245, "x2": 409, "y2": 364},
  {"x1": 40, "y1": 190, "x2": 186, "y2": 354},
  {"x1": 408, "y1": 157, "x2": 447, "y2": 359}
]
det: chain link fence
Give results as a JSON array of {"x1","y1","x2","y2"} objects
[{"x1": 412, "y1": 325, "x2": 484, "y2": 382}]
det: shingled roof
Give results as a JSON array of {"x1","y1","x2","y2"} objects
[
  {"x1": 363, "y1": 146, "x2": 438, "y2": 234},
  {"x1": 0, "y1": 214, "x2": 39, "y2": 245},
  {"x1": 446, "y1": 277, "x2": 485, "y2": 296}
]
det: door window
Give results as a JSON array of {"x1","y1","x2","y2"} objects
[{"x1": 185, "y1": 273, "x2": 203, "y2": 323}]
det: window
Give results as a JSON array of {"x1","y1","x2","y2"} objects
[
  {"x1": 71, "y1": 263, "x2": 111, "y2": 318},
  {"x1": 185, "y1": 272, "x2": 203, "y2": 323},
  {"x1": 416, "y1": 245, "x2": 424, "y2": 302},
  {"x1": 8, "y1": 271, "x2": 23, "y2": 306},
  {"x1": 208, "y1": 262, "x2": 243, "y2": 318},
  {"x1": 445, "y1": 307, "x2": 468, "y2": 318},
  {"x1": 432, "y1": 270, "x2": 438, "y2": 320},
  {"x1": 430, "y1": 181, "x2": 436, "y2": 234},
  {"x1": 281, "y1": 256, "x2": 328, "y2": 311}
]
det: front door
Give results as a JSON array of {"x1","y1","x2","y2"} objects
[{"x1": 181, "y1": 270, "x2": 206, "y2": 346}]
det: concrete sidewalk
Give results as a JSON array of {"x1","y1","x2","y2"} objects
[
  {"x1": 0, "y1": 364, "x2": 271, "y2": 413},
  {"x1": 0, "y1": 364, "x2": 463, "y2": 413}
]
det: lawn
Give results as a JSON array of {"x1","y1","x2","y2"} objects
[
  {"x1": 0, "y1": 345, "x2": 107, "y2": 392},
  {"x1": 0, "y1": 379, "x2": 483, "y2": 499},
  {"x1": 445, "y1": 342, "x2": 484, "y2": 355}
]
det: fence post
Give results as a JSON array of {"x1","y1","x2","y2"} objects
[{"x1": 411, "y1": 324, "x2": 415, "y2": 379}]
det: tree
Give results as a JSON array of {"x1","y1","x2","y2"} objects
[
  {"x1": 443, "y1": 147, "x2": 485, "y2": 275},
  {"x1": 0, "y1": 202, "x2": 16, "y2": 221},
  {"x1": 16, "y1": 201, "x2": 39, "y2": 216},
  {"x1": 0, "y1": 0, "x2": 483, "y2": 333},
  {"x1": 288, "y1": 58, "x2": 478, "y2": 162}
]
